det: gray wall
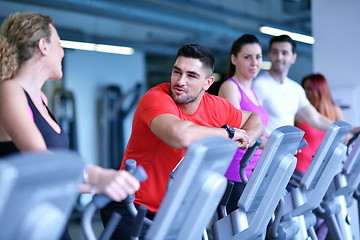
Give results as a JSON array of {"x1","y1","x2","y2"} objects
[
  {"x1": 63, "y1": 50, "x2": 145, "y2": 165},
  {"x1": 312, "y1": 0, "x2": 360, "y2": 125}
]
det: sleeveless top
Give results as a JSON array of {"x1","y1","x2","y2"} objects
[
  {"x1": 224, "y1": 78, "x2": 269, "y2": 182},
  {"x1": 295, "y1": 121, "x2": 325, "y2": 172},
  {"x1": 0, "y1": 90, "x2": 69, "y2": 157}
]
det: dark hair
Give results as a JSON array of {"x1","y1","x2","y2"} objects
[
  {"x1": 176, "y1": 44, "x2": 215, "y2": 75},
  {"x1": 226, "y1": 34, "x2": 261, "y2": 79},
  {"x1": 0, "y1": 12, "x2": 52, "y2": 80},
  {"x1": 269, "y1": 35, "x2": 297, "y2": 54}
]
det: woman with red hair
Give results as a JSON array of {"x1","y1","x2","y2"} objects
[
  {"x1": 295, "y1": 73, "x2": 345, "y2": 239},
  {"x1": 295, "y1": 73, "x2": 345, "y2": 173}
]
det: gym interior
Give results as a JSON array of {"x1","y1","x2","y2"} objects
[{"x1": 1, "y1": 1, "x2": 360, "y2": 239}]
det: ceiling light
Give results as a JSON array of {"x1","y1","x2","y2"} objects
[
  {"x1": 259, "y1": 26, "x2": 315, "y2": 45},
  {"x1": 60, "y1": 40, "x2": 134, "y2": 55}
]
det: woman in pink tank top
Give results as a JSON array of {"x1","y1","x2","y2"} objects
[{"x1": 218, "y1": 34, "x2": 268, "y2": 213}]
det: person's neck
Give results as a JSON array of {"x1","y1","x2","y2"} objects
[
  {"x1": 269, "y1": 68, "x2": 287, "y2": 84},
  {"x1": 178, "y1": 92, "x2": 204, "y2": 115},
  {"x1": 178, "y1": 102, "x2": 199, "y2": 115},
  {"x1": 15, "y1": 60, "x2": 46, "y2": 97},
  {"x1": 232, "y1": 75, "x2": 252, "y2": 90}
]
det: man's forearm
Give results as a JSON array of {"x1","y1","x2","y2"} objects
[{"x1": 241, "y1": 113, "x2": 265, "y2": 145}]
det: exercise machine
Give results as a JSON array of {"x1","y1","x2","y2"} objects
[
  {"x1": 267, "y1": 121, "x2": 351, "y2": 240},
  {"x1": 53, "y1": 88, "x2": 78, "y2": 151},
  {"x1": 0, "y1": 150, "x2": 84, "y2": 240},
  {"x1": 85, "y1": 136, "x2": 238, "y2": 240},
  {"x1": 145, "y1": 136, "x2": 238, "y2": 240},
  {"x1": 212, "y1": 125, "x2": 305, "y2": 240},
  {"x1": 316, "y1": 130, "x2": 360, "y2": 239},
  {"x1": 82, "y1": 160, "x2": 148, "y2": 240},
  {"x1": 98, "y1": 84, "x2": 142, "y2": 169}
]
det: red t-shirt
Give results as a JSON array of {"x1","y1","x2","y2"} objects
[
  {"x1": 296, "y1": 121, "x2": 326, "y2": 172},
  {"x1": 121, "y1": 83, "x2": 242, "y2": 212}
]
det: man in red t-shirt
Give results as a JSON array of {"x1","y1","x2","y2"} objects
[{"x1": 101, "y1": 44, "x2": 264, "y2": 239}]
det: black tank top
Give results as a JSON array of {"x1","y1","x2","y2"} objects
[{"x1": 0, "y1": 90, "x2": 69, "y2": 157}]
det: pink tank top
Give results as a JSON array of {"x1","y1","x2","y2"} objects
[{"x1": 224, "y1": 78, "x2": 269, "y2": 182}]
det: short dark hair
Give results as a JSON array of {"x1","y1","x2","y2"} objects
[
  {"x1": 269, "y1": 35, "x2": 297, "y2": 54},
  {"x1": 175, "y1": 44, "x2": 215, "y2": 74},
  {"x1": 227, "y1": 34, "x2": 261, "y2": 78}
]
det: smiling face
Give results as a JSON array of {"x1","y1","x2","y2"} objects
[
  {"x1": 268, "y1": 41, "x2": 297, "y2": 75},
  {"x1": 231, "y1": 43, "x2": 262, "y2": 80},
  {"x1": 170, "y1": 56, "x2": 214, "y2": 107}
]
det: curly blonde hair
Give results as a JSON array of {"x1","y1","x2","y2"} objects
[
  {"x1": 0, "y1": 35, "x2": 18, "y2": 80},
  {"x1": 0, "y1": 12, "x2": 52, "y2": 80}
]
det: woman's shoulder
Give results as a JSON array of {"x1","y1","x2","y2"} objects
[
  {"x1": 0, "y1": 80, "x2": 28, "y2": 108},
  {"x1": 0, "y1": 79, "x2": 23, "y2": 95},
  {"x1": 220, "y1": 78, "x2": 238, "y2": 89},
  {"x1": 218, "y1": 79, "x2": 241, "y2": 100},
  {"x1": 0, "y1": 80, "x2": 29, "y2": 122},
  {"x1": 0, "y1": 78, "x2": 18, "y2": 87}
]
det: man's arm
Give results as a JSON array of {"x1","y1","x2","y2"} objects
[
  {"x1": 239, "y1": 110, "x2": 265, "y2": 147},
  {"x1": 299, "y1": 104, "x2": 360, "y2": 138},
  {"x1": 333, "y1": 104, "x2": 360, "y2": 136},
  {"x1": 150, "y1": 113, "x2": 252, "y2": 149},
  {"x1": 297, "y1": 104, "x2": 333, "y2": 131},
  {"x1": 334, "y1": 104, "x2": 345, "y2": 121}
]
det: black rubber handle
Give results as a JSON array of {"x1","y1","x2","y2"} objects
[
  {"x1": 240, "y1": 138, "x2": 262, "y2": 168},
  {"x1": 130, "y1": 205, "x2": 148, "y2": 238}
]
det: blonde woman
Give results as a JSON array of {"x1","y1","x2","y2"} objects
[{"x1": 0, "y1": 12, "x2": 139, "y2": 240}]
